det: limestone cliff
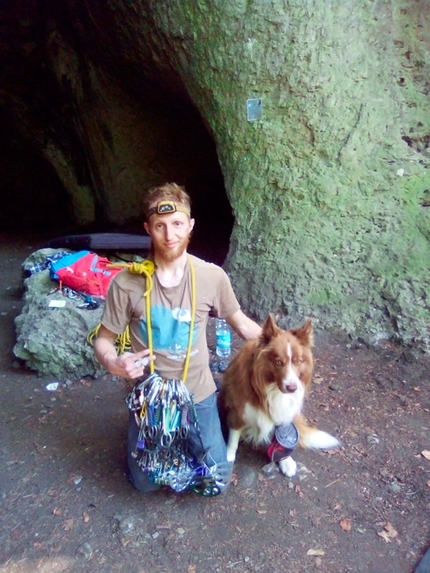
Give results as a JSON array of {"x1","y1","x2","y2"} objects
[{"x1": 2, "y1": 0, "x2": 429, "y2": 354}]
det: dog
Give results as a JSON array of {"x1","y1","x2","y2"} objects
[{"x1": 218, "y1": 315, "x2": 340, "y2": 477}]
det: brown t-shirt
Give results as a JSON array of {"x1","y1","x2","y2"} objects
[{"x1": 101, "y1": 255, "x2": 240, "y2": 402}]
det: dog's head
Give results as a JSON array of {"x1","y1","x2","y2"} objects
[{"x1": 254, "y1": 314, "x2": 314, "y2": 395}]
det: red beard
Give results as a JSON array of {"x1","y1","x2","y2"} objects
[{"x1": 152, "y1": 233, "x2": 191, "y2": 263}]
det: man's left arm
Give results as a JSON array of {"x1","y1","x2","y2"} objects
[{"x1": 226, "y1": 309, "x2": 262, "y2": 341}]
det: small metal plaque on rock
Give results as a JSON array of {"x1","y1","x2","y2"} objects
[{"x1": 246, "y1": 98, "x2": 262, "y2": 121}]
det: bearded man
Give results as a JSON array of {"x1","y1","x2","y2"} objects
[{"x1": 94, "y1": 182, "x2": 261, "y2": 493}]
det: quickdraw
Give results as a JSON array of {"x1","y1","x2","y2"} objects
[
  {"x1": 126, "y1": 372, "x2": 230, "y2": 495},
  {"x1": 119, "y1": 256, "x2": 230, "y2": 495}
]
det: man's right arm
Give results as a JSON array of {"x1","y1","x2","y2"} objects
[
  {"x1": 94, "y1": 324, "x2": 154, "y2": 379},
  {"x1": 226, "y1": 309, "x2": 262, "y2": 341}
]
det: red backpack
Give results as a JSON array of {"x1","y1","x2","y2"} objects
[{"x1": 50, "y1": 250, "x2": 123, "y2": 298}]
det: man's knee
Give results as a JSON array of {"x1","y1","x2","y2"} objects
[
  {"x1": 127, "y1": 413, "x2": 160, "y2": 493},
  {"x1": 192, "y1": 393, "x2": 227, "y2": 464},
  {"x1": 128, "y1": 464, "x2": 161, "y2": 493}
]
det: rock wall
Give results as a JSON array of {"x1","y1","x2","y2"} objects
[
  {"x1": 124, "y1": 0, "x2": 430, "y2": 351},
  {"x1": 2, "y1": 0, "x2": 430, "y2": 354},
  {"x1": 13, "y1": 250, "x2": 104, "y2": 378}
]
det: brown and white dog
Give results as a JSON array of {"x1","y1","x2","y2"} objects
[{"x1": 218, "y1": 315, "x2": 340, "y2": 477}]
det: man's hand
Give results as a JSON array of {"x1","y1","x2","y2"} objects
[
  {"x1": 105, "y1": 348, "x2": 155, "y2": 379},
  {"x1": 94, "y1": 325, "x2": 155, "y2": 379}
]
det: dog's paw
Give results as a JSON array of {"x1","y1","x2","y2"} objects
[
  {"x1": 226, "y1": 449, "x2": 237, "y2": 463},
  {"x1": 279, "y1": 456, "x2": 297, "y2": 477}
]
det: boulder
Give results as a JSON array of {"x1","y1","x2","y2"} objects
[{"x1": 14, "y1": 249, "x2": 105, "y2": 378}]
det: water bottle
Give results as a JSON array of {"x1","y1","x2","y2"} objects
[{"x1": 215, "y1": 318, "x2": 232, "y2": 358}]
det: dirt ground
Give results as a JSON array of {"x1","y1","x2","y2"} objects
[{"x1": 1, "y1": 231, "x2": 429, "y2": 573}]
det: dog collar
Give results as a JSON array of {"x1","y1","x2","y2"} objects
[{"x1": 146, "y1": 200, "x2": 191, "y2": 219}]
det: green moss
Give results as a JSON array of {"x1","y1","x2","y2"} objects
[{"x1": 61, "y1": 0, "x2": 430, "y2": 353}]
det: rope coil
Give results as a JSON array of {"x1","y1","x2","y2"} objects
[{"x1": 88, "y1": 257, "x2": 195, "y2": 383}]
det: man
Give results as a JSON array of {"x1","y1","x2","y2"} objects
[{"x1": 94, "y1": 182, "x2": 261, "y2": 493}]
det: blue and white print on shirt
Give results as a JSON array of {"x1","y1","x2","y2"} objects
[{"x1": 138, "y1": 304, "x2": 198, "y2": 361}]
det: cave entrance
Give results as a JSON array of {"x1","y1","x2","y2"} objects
[
  {"x1": 124, "y1": 80, "x2": 235, "y2": 266},
  {"x1": 0, "y1": 113, "x2": 72, "y2": 236},
  {"x1": 0, "y1": 86, "x2": 233, "y2": 266}
]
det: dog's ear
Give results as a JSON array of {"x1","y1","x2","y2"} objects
[
  {"x1": 261, "y1": 314, "x2": 278, "y2": 342},
  {"x1": 290, "y1": 319, "x2": 313, "y2": 348}
]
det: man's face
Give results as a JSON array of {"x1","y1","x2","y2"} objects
[{"x1": 144, "y1": 210, "x2": 195, "y2": 263}]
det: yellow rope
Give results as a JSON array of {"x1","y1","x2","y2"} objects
[
  {"x1": 105, "y1": 260, "x2": 155, "y2": 297},
  {"x1": 86, "y1": 323, "x2": 131, "y2": 353},
  {"x1": 128, "y1": 259, "x2": 156, "y2": 372},
  {"x1": 87, "y1": 260, "x2": 155, "y2": 355},
  {"x1": 182, "y1": 257, "x2": 196, "y2": 383},
  {"x1": 128, "y1": 257, "x2": 195, "y2": 382},
  {"x1": 86, "y1": 324, "x2": 100, "y2": 346},
  {"x1": 127, "y1": 260, "x2": 156, "y2": 297},
  {"x1": 115, "y1": 328, "x2": 132, "y2": 353},
  {"x1": 145, "y1": 271, "x2": 155, "y2": 374},
  {"x1": 88, "y1": 257, "x2": 195, "y2": 384}
]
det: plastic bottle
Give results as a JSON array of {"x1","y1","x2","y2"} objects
[{"x1": 215, "y1": 318, "x2": 232, "y2": 358}]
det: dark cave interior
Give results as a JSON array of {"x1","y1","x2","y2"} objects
[
  {"x1": 0, "y1": 0, "x2": 235, "y2": 265},
  {"x1": 0, "y1": 74, "x2": 234, "y2": 266}
]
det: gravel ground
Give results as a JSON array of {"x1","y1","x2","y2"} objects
[{"x1": 1, "y1": 232, "x2": 429, "y2": 573}]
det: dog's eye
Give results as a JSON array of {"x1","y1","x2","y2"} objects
[
  {"x1": 276, "y1": 359, "x2": 283, "y2": 366},
  {"x1": 293, "y1": 359, "x2": 302, "y2": 365}
]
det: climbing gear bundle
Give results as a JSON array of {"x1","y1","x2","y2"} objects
[
  {"x1": 126, "y1": 372, "x2": 231, "y2": 495},
  {"x1": 125, "y1": 257, "x2": 230, "y2": 495}
]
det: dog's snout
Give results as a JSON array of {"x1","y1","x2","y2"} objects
[{"x1": 285, "y1": 381, "x2": 297, "y2": 393}]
